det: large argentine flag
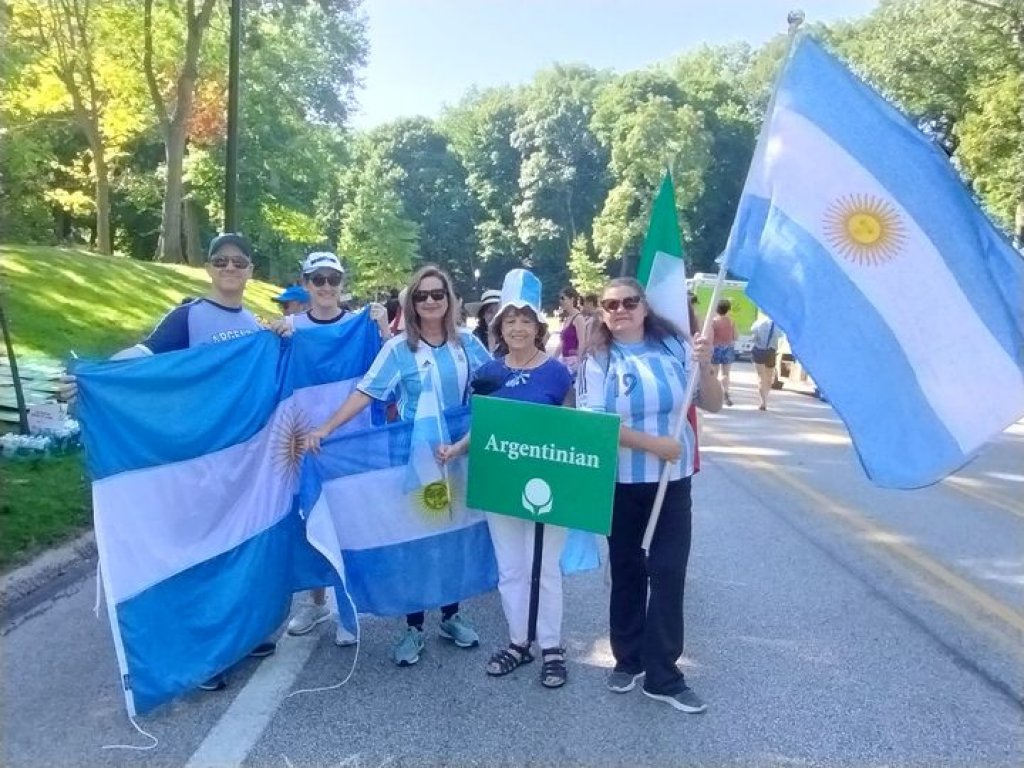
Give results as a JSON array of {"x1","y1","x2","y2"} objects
[
  {"x1": 76, "y1": 317, "x2": 382, "y2": 716},
  {"x1": 77, "y1": 333, "x2": 309, "y2": 715},
  {"x1": 726, "y1": 36, "x2": 1024, "y2": 489},
  {"x1": 301, "y1": 407, "x2": 498, "y2": 616}
]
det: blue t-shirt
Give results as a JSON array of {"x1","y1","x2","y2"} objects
[
  {"x1": 141, "y1": 298, "x2": 261, "y2": 353},
  {"x1": 474, "y1": 357, "x2": 572, "y2": 406}
]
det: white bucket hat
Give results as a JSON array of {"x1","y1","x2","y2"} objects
[{"x1": 491, "y1": 269, "x2": 542, "y2": 327}]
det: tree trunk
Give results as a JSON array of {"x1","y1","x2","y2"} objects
[
  {"x1": 1015, "y1": 199, "x2": 1023, "y2": 246},
  {"x1": 157, "y1": 127, "x2": 188, "y2": 263},
  {"x1": 183, "y1": 193, "x2": 204, "y2": 265},
  {"x1": 93, "y1": 148, "x2": 112, "y2": 254}
]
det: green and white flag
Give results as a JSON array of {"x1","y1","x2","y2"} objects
[{"x1": 637, "y1": 172, "x2": 690, "y2": 334}]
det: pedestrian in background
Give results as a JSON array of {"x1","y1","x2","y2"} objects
[{"x1": 710, "y1": 298, "x2": 737, "y2": 406}]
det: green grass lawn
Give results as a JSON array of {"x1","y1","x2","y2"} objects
[
  {"x1": 0, "y1": 454, "x2": 91, "y2": 570},
  {"x1": 1, "y1": 244, "x2": 284, "y2": 360},
  {"x1": 0, "y1": 244, "x2": 289, "y2": 572}
]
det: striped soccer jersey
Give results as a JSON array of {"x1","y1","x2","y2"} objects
[
  {"x1": 358, "y1": 329, "x2": 491, "y2": 421},
  {"x1": 577, "y1": 337, "x2": 698, "y2": 484}
]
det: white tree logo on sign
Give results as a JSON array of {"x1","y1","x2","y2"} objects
[{"x1": 522, "y1": 478, "x2": 553, "y2": 516}]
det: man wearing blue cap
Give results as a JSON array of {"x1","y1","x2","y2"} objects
[{"x1": 274, "y1": 285, "x2": 309, "y2": 317}]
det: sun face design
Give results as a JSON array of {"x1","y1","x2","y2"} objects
[
  {"x1": 823, "y1": 194, "x2": 906, "y2": 266},
  {"x1": 271, "y1": 405, "x2": 312, "y2": 481},
  {"x1": 413, "y1": 479, "x2": 453, "y2": 522}
]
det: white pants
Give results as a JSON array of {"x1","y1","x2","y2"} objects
[{"x1": 486, "y1": 513, "x2": 567, "y2": 649}]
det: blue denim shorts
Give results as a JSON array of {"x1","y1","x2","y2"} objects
[{"x1": 712, "y1": 345, "x2": 736, "y2": 365}]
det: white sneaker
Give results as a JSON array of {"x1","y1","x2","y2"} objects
[
  {"x1": 286, "y1": 602, "x2": 330, "y2": 635},
  {"x1": 334, "y1": 624, "x2": 358, "y2": 647}
]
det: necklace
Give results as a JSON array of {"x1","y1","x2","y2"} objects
[{"x1": 506, "y1": 348, "x2": 541, "y2": 371}]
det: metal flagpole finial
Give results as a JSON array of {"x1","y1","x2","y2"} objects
[{"x1": 787, "y1": 9, "x2": 805, "y2": 34}]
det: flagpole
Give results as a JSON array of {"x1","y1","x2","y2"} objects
[{"x1": 640, "y1": 9, "x2": 806, "y2": 557}]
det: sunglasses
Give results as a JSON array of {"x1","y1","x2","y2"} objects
[
  {"x1": 412, "y1": 288, "x2": 448, "y2": 303},
  {"x1": 309, "y1": 273, "x2": 343, "y2": 287},
  {"x1": 209, "y1": 255, "x2": 251, "y2": 269},
  {"x1": 600, "y1": 295, "x2": 642, "y2": 312}
]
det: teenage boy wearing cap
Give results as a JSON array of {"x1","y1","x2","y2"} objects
[
  {"x1": 277, "y1": 252, "x2": 391, "y2": 645},
  {"x1": 274, "y1": 285, "x2": 310, "y2": 317},
  {"x1": 59, "y1": 233, "x2": 278, "y2": 691}
]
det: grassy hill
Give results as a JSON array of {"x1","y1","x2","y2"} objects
[
  {"x1": 0, "y1": 244, "x2": 289, "y2": 571},
  {"x1": 1, "y1": 244, "x2": 286, "y2": 361}
]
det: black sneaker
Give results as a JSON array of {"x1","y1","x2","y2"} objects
[
  {"x1": 642, "y1": 685, "x2": 707, "y2": 713},
  {"x1": 248, "y1": 641, "x2": 277, "y2": 658},
  {"x1": 607, "y1": 670, "x2": 644, "y2": 693},
  {"x1": 198, "y1": 673, "x2": 228, "y2": 692}
]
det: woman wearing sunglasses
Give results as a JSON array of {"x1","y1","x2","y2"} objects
[
  {"x1": 306, "y1": 264, "x2": 491, "y2": 667},
  {"x1": 437, "y1": 269, "x2": 574, "y2": 688},
  {"x1": 281, "y1": 252, "x2": 392, "y2": 645},
  {"x1": 576, "y1": 278, "x2": 721, "y2": 714}
]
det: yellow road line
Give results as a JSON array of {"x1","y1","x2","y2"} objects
[
  {"x1": 723, "y1": 395, "x2": 1024, "y2": 521},
  {"x1": 942, "y1": 476, "x2": 1024, "y2": 521},
  {"x1": 707, "y1": 427, "x2": 1024, "y2": 646}
]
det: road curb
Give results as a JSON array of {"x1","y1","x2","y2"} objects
[{"x1": 0, "y1": 531, "x2": 96, "y2": 610}]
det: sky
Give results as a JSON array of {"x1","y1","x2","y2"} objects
[{"x1": 351, "y1": 0, "x2": 879, "y2": 128}]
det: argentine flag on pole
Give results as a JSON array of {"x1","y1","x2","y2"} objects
[
  {"x1": 403, "y1": 362, "x2": 450, "y2": 495},
  {"x1": 726, "y1": 36, "x2": 1024, "y2": 489},
  {"x1": 638, "y1": 172, "x2": 690, "y2": 334}
]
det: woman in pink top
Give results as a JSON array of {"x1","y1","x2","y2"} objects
[{"x1": 710, "y1": 298, "x2": 737, "y2": 406}]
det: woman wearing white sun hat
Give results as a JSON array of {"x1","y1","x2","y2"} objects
[{"x1": 439, "y1": 269, "x2": 574, "y2": 688}]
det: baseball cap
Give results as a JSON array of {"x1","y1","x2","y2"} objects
[
  {"x1": 208, "y1": 232, "x2": 253, "y2": 260},
  {"x1": 301, "y1": 252, "x2": 345, "y2": 275},
  {"x1": 274, "y1": 285, "x2": 309, "y2": 304}
]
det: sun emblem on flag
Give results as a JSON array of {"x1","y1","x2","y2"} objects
[
  {"x1": 272, "y1": 404, "x2": 312, "y2": 480},
  {"x1": 411, "y1": 481, "x2": 452, "y2": 524},
  {"x1": 823, "y1": 194, "x2": 906, "y2": 265}
]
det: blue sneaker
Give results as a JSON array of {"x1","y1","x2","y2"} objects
[
  {"x1": 393, "y1": 626, "x2": 425, "y2": 666},
  {"x1": 438, "y1": 613, "x2": 479, "y2": 648}
]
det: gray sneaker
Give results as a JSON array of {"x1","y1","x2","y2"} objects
[
  {"x1": 287, "y1": 602, "x2": 330, "y2": 636},
  {"x1": 642, "y1": 686, "x2": 707, "y2": 713},
  {"x1": 393, "y1": 626, "x2": 425, "y2": 666},
  {"x1": 607, "y1": 670, "x2": 645, "y2": 693},
  {"x1": 334, "y1": 624, "x2": 358, "y2": 647},
  {"x1": 438, "y1": 613, "x2": 480, "y2": 648}
]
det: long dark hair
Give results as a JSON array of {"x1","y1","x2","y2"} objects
[
  {"x1": 491, "y1": 306, "x2": 547, "y2": 356},
  {"x1": 585, "y1": 277, "x2": 687, "y2": 356},
  {"x1": 402, "y1": 264, "x2": 460, "y2": 351}
]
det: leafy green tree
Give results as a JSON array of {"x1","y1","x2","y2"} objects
[
  {"x1": 590, "y1": 71, "x2": 712, "y2": 274},
  {"x1": 567, "y1": 233, "x2": 607, "y2": 295},
  {"x1": 512, "y1": 65, "x2": 611, "y2": 298},
  {"x1": 366, "y1": 118, "x2": 479, "y2": 292},
  {"x1": 337, "y1": 156, "x2": 419, "y2": 295}
]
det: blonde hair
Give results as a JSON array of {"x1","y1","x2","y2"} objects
[{"x1": 402, "y1": 265, "x2": 461, "y2": 351}]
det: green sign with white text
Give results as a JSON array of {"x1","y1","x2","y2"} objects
[{"x1": 466, "y1": 396, "x2": 620, "y2": 535}]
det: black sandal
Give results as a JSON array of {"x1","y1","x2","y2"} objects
[
  {"x1": 486, "y1": 643, "x2": 533, "y2": 677},
  {"x1": 540, "y1": 647, "x2": 567, "y2": 688}
]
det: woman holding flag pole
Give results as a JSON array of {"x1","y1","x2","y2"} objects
[
  {"x1": 304, "y1": 265, "x2": 491, "y2": 667},
  {"x1": 438, "y1": 269, "x2": 575, "y2": 688},
  {"x1": 576, "y1": 277, "x2": 721, "y2": 713}
]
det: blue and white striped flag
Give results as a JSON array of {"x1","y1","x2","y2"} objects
[
  {"x1": 403, "y1": 361, "x2": 450, "y2": 495},
  {"x1": 726, "y1": 36, "x2": 1024, "y2": 489}
]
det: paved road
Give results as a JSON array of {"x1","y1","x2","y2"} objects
[{"x1": 3, "y1": 366, "x2": 1022, "y2": 767}]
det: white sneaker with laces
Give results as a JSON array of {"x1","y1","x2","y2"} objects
[{"x1": 286, "y1": 602, "x2": 330, "y2": 635}]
